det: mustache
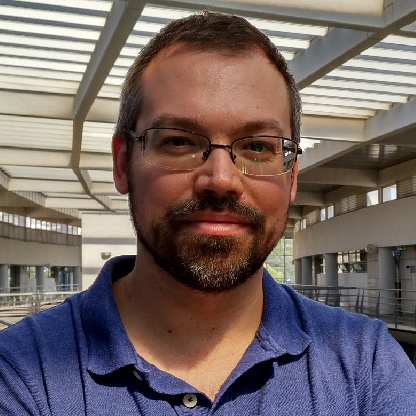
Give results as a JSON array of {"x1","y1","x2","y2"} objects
[{"x1": 165, "y1": 194, "x2": 265, "y2": 229}]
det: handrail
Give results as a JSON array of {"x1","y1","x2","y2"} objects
[{"x1": 291, "y1": 285, "x2": 416, "y2": 331}]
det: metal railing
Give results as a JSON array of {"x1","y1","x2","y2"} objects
[
  {"x1": 0, "y1": 290, "x2": 80, "y2": 327},
  {"x1": 292, "y1": 286, "x2": 416, "y2": 331}
]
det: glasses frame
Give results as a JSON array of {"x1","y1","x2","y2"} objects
[{"x1": 128, "y1": 127, "x2": 302, "y2": 176}]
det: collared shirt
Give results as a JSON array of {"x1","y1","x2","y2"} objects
[{"x1": 0, "y1": 255, "x2": 415, "y2": 415}]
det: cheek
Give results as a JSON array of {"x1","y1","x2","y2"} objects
[
  {"x1": 248, "y1": 176, "x2": 292, "y2": 220},
  {"x1": 131, "y1": 168, "x2": 193, "y2": 220}
]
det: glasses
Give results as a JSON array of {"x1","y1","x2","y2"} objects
[{"x1": 128, "y1": 127, "x2": 302, "y2": 176}]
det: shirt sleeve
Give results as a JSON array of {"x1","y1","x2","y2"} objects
[
  {"x1": 370, "y1": 323, "x2": 416, "y2": 416},
  {"x1": 0, "y1": 356, "x2": 41, "y2": 416}
]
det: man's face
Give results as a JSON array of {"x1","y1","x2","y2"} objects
[{"x1": 114, "y1": 44, "x2": 297, "y2": 292}]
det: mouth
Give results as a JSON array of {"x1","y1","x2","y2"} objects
[{"x1": 182, "y1": 211, "x2": 251, "y2": 236}]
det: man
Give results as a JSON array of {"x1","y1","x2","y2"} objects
[{"x1": 0, "y1": 12, "x2": 415, "y2": 415}]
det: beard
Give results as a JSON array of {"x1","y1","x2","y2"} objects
[{"x1": 128, "y1": 181, "x2": 287, "y2": 293}]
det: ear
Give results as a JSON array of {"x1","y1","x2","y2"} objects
[
  {"x1": 112, "y1": 135, "x2": 129, "y2": 195},
  {"x1": 289, "y1": 160, "x2": 298, "y2": 204}
]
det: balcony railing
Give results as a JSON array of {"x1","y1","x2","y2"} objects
[
  {"x1": 0, "y1": 289, "x2": 80, "y2": 327},
  {"x1": 293, "y1": 285, "x2": 416, "y2": 331}
]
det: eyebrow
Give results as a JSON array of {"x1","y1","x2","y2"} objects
[{"x1": 148, "y1": 114, "x2": 287, "y2": 138}]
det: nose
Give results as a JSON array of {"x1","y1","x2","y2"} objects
[{"x1": 193, "y1": 145, "x2": 244, "y2": 199}]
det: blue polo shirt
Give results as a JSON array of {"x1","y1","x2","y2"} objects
[{"x1": 0, "y1": 255, "x2": 415, "y2": 415}]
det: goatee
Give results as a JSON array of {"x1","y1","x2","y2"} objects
[{"x1": 128, "y1": 183, "x2": 285, "y2": 293}]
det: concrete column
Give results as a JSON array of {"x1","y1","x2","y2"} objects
[
  {"x1": 35, "y1": 266, "x2": 44, "y2": 292},
  {"x1": 0, "y1": 264, "x2": 8, "y2": 293},
  {"x1": 325, "y1": 253, "x2": 338, "y2": 287},
  {"x1": 294, "y1": 259, "x2": 302, "y2": 285},
  {"x1": 313, "y1": 256, "x2": 321, "y2": 286},
  {"x1": 73, "y1": 267, "x2": 82, "y2": 291},
  {"x1": 50, "y1": 266, "x2": 59, "y2": 287},
  {"x1": 378, "y1": 247, "x2": 396, "y2": 314},
  {"x1": 301, "y1": 256, "x2": 313, "y2": 286}
]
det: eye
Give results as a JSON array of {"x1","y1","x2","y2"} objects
[
  {"x1": 245, "y1": 141, "x2": 273, "y2": 153},
  {"x1": 165, "y1": 137, "x2": 191, "y2": 147}
]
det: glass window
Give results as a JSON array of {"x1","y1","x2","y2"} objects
[
  {"x1": 382, "y1": 184, "x2": 397, "y2": 202},
  {"x1": 301, "y1": 218, "x2": 306, "y2": 230},
  {"x1": 366, "y1": 190, "x2": 379, "y2": 206},
  {"x1": 327, "y1": 205, "x2": 334, "y2": 219},
  {"x1": 320, "y1": 208, "x2": 326, "y2": 221},
  {"x1": 52, "y1": 223, "x2": 57, "y2": 232}
]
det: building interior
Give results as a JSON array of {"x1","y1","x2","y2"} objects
[{"x1": 0, "y1": 0, "x2": 416, "y2": 358}]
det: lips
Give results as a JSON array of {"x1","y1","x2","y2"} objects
[{"x1": 182, "y1": 211, "x2": 250, "y2": 236}]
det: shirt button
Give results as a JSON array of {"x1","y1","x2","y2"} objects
[{"x1": 183, "y1": 393, "x2": 197, "y2": 408}]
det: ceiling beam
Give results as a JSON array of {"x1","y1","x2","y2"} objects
[
  {"x1": 0, "y1": 91, "x2": 73, "y2": 119},
  {"x1": 365, "y1": 97, "x2": 416, "y2": 142},
  {"x1": 0, "y1": 149, "x2": 71, "y2": 168},
  {"x1": 70, "y1": 0, "x2": 146, "y2": 212},
  {"x1": 8, "y1": 179, "x2": 84, "y2": 193},
  {"x1": 292, "y1": 191, "x2": 325, "y2": 207},
  {"x1": 71, "y1": 0, "x2": 146, "y2": 121},
  {"x1": 156, "y1": 0, "x2": 387, "y2": 30},
  {"x1": 45, "y1": 198, "x2": 105, "y2": 210},
  {"x1": 289, "y1": 0, "x2": 416, "y2": 88},
  {"x1": 298, "y1": 167, "x2": 379, "y2": 187}
]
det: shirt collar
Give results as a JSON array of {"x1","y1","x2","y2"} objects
[
  {"x1": 82, "y1": 256, "x2": 311, "y2": 376},
  {"x1": 82, "y1": 255, "x2": 137, "y2": 375},
  {"x1": 257, "y1": 269, "x2": 312, "y2": 356}
]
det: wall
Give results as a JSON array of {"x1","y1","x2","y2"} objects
[
  {"x1": 81, "y1": 213, "x2": 136, "y2": 289},
  {"x1": 0, "y1": 237, "x2": 81, "y2": 267},
  {"x1": 294, "y1": 195, "x2": 416, "y2": 258}
]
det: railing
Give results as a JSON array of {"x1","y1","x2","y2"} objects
[
  {"x1": 292, "y1": 286, "x2": 416, "y2": 331},
  {"x1": 0, "y1": 222, "x2": 81, "y2": 246},
  {"x1": 0, "y1": 290, "x2": 80, "y2": 327}
]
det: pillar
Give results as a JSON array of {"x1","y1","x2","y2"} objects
[
  {"x1": 378, "y1": 247, "x2": 396, "y2": 314},
  {"x1": 50, "y1": 266, "x2": 59, "y2": 287},
  {"x1": 73, "y1": 267, "x2": 82, "y2": 291},
  {"x1": 0, "y1": 264, "x2": 8, "y2": 293},
  {"x1": 301, "y1": 256, "x2": 312, "y2": 286},
  {"x1": 325, "y1": 253, "x2": 338, "y2": 287},
  {"x1": 294, "y1": 259, "x2": 302, "y2": 285},
  {"x1": 35, "y1": 266, "x2": 44, "y2": 292},
  {"x1": 313, "y1": 256, "x2": 321, "y2": 286}
]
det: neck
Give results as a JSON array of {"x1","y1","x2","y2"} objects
[{"x1": 113, "y1": 247, "x2": 264, "y2": 399}]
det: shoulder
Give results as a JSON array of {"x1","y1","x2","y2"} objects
[{"x1": 0, "y1": 292, "x2": 84, "y2": 367}]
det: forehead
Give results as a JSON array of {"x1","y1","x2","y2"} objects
[{"x1": 137, "y1": 43, "x2": 291, "y2": 137}]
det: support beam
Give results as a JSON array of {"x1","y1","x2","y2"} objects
[
  {"x1": 0, "y1": 91, "x2": 73, "y2": 119},
  {"x1": 289, "y1": 1, "x2": 416, "y2": 88},
  {"x1": 8, "y1": 179, "x2": 84, "y2": 193},
  {"x1": 293, "y1": 192, "x2": 325, "y2": 207},
  {"x1": 155, "y1": 0, "x2": 387, "y2": 30},
  {"x1": 298, "y1": 167, "x2": 378, "y2": 187},
  {"x1": 71, "y1": 0, "x2": 146, "y2": 120},
  {"x1": 0, "y1": 149, "x2": 71, "y2": 168},
  {"x1": 70, "y1": 0, "x2": 146, "y2": 212}
]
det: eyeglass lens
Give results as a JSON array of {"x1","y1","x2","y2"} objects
[{"x1": 141, "y1": 128, "x2": 297, "y2": 176}]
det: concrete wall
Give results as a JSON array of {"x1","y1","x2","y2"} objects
[
  {"x1": 81, "y1": 213, "x2": 136, "y2": 289},
  {"x1": 294, "y1": 195, "x2": 416, "y2": 259},
  {"x1": 0, "y1": 237, "x2": 81, "y2": 266}
]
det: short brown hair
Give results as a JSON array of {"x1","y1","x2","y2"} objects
[{"x1": 115, "y1": 11, "x2": 301, "y2": 156}]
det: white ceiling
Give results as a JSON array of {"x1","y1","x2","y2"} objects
[{"x1": 0, "y1": 0, "x2": 415, "y2": 228}]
